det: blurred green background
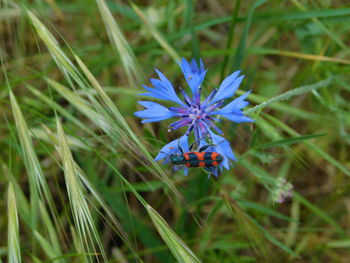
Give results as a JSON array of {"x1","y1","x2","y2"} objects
[{"x1": 1, "y1": 0, "x2": 350, "y2": 262}]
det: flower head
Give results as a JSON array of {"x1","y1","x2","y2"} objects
[
  {"x1": 135, "y1": 58, "x2": 253, "y2": 174},
  {"x1": 272, "y1": 178, "x2": 293, "y2": 203}
]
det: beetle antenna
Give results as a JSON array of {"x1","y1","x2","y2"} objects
[{"x1": 177, "y1": 139, "x2": 184, "y2": 154}]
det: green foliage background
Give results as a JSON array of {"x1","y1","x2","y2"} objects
[{"x1": 1, "y1": 0, "x2": 350, "y2": 262}]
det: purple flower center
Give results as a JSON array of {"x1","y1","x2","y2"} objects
[
  {"x1": 168, "y1": 88, "x2": 225, "y2": 139},
  {"x1": 189, "y1": 107, "x2": 205, "y2": 119}
]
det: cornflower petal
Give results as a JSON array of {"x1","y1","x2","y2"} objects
[
  {"x1": 141, "y1": 69, "x2": 186, "y2": 107},
  {"x1": 134, "y1": 101, "x2": 176, "y2": 123},
  {"x1": 213, "y1": 91, "x2": 254, "y2": 123},
  {"x1": 203, "y1": 118, "x2": 224, "y2": 134},
  {"x1": 154, "y1": 135, "x2": 189, "y2": 162},
  {"x1": 210, "y1": 71, "x2": 244, "y2": 105},
  {"x1": 208, "y1": 129, "x2": 236, "y2": 170},
  {"x1": 183, "y1": 167, "x2": 189, "y2": 176},
  {"x1": 178, "y1": 58, "x2": 207, "y2": 96},
  {"x1": 217, "y1": 113, "x2": 254, "y2": 123},
  {"x1": 141, "y1": 85, "x2": 174, "y2": 101},
  {"x1": 216, "y1": 91, "x2": 252, "y2": 112}
]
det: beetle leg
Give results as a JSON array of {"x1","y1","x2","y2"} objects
[
  {"x1": 198, "y1": 144, "x2": 216, "y2": 152},
  {"x1": 177, "y1": 139, "x2": 184, "y2": 154}
]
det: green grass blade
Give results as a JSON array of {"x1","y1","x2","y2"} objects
[
  {"x1": 294, "y1": 193, "x2": 344, "y2": 234},
  {"x1": 26, "y1": 84, "x2": 116, "y2": 153},
  {"x1": 244, "y1": 77, "x2": 333, "y2": 115},
  {"x1": 7, "y1": 183, "x2": 21, "y2": 263},
  {"x1": 238, "y1": 200, "x2": 293, "y2": 222},
  {"x1": 220, "y1": 0, "x2": 241, "y2": 80},
  {"x1": 184, "y1": 0, "x2": 200, "y2": 60},
  {"x1": 290, "y1": 0, "x2": 350, "y2": 56},
  {"x1": 236, "y1": 89, "x2": 328, "y2": 121},
  {"x1": 232, "y1": 0, "x2": 266, "y2": 70},
  {"x1": 222, "y1": 191, "x2": 298, "y2": 257},
  {"x1": 264, "y1": 113, "x2": 350, "y2": 177},
  {"x1": 221, "y1": 191, "x2": 270, "y2": 257},
  {"x1": 285, "y1": 199, "x2": 300, "y2": 247},
  {"x1": 255, "y1": 134, "x2": 325, "y2": 150}
]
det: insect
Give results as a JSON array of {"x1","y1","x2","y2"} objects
[{"x1": 168, "y1": 143, "x2": 224, "y2": 173}]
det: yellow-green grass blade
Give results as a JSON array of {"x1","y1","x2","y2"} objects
[
  {"x1": 31, "y1": 126, "x2": 91, "y2": 151},
  {"x1": 3, "y1": 165, "x2": 30, "y2": 221},
  {"x1": 74, "y1": 165, "x2": 132, "y2": 247},
  {"x1": 247, "y1": 114, "x2": 307, "y2": 171},
  {"x1": 26, "y1": 10, "x2": 84, "y2": 88},
  {"x1": 32, "y1": 127, "x2": 135, "y2": 258},
  {"x1": 33, "y1": 231, "x2": 61, "y2": 263},
  {"x1": 204, "y1": 47, "x2": 350, "y2": 65},
  {"x1": 56, "y1": 118, "x2": 107, "y2": 262},
  {"x1": 47, "y1": 79, "x2": 111, "y2": 132},
  {"x1": 38, "y1": 202, "x2": 64, "y2": 263},
  {"x1": 7, "y1": 183, "x2": 21, "y2": 263},
  {"x1": 96, "y1": 0, "x2": 145, "y2": 86},
  {"x1": 71, "y1": 226, "x2": 89, "y2": 263},
  {"x1": 46, "y1": 77, "x2": 131, "y2": 157},
  {"x1": 26, "y1": 84, "x2": 114, "y2": 152},
  {"x1": 249, "y1": 47, "x2": 350, "y2": 65},
  {"x1": 146, "y1": 205, "x2": 201, "y2": 263},
  {"x1": 10, "y1": 91, "x2": 58, "y2": 230},
  {"x1": 132, "y1": 3, "x2": 180, "y2": 61}
]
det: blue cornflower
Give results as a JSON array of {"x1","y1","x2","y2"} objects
[{"x1": 135, "y1": 58, "x2": 253, "y2": 175}]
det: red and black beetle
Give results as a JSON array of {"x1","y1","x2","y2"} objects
[{"x1": 169, "y1": 143, "x2": 224, "y2": 173}]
